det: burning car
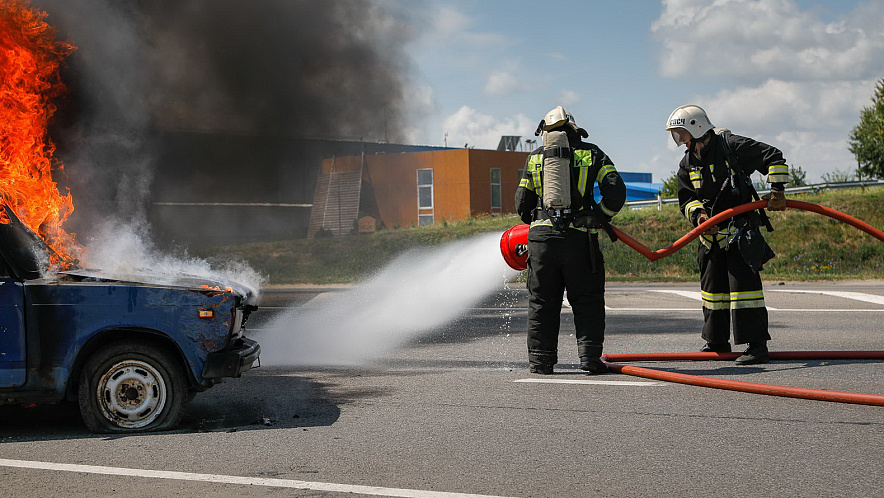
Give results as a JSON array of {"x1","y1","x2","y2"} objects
[{"x1": 0, "y1": 206, "x2": 260, "y2": 433}]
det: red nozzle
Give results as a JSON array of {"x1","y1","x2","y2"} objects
[{"x1": 500, "y1": 224, "x2": 529, "y2": 271}]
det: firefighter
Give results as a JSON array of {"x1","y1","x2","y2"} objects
[
  {"x1": 515, "y1": 106, "x2": 626, "y2": 374},
  {"x1": 665, "y1": 104, "x2": 789, "y2": 365}
]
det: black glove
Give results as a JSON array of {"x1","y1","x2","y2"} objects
[{"x1": 573, "y1": 211, "x2": 606, "y2": 229}]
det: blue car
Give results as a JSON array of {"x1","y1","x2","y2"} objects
[{"x1": 0, "y1": 206, "x2": 260, "y2": 433}]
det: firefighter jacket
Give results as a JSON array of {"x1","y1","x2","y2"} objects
[
  {"x1": 515, "y1": 141, "x2": 626, "y2": 231},
  {"x1": 677, "y1": 132, "x2": 789, "y2": 246}
]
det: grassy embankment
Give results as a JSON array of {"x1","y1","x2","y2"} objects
[{"x1": 196, "y1": 187, "x2": 884, "y2": 284}]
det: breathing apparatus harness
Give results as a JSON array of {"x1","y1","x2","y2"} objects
[{"x1": 532, "y1": 115, "x2": 617, "y2": 243}]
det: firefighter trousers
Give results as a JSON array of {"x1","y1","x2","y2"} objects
[
  {"x1": 698, "y1": 240, "x2": 770, "y2": 345},
  {"x1": 526, "y1": 227, "x2": 606, "y2": 367}
]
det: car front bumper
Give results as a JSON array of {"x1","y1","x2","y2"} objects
[{"x1": 202, "y1": 337, "x2": 261, "y2": 379}]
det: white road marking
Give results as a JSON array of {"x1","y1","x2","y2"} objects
[
  {"x1": 768, "y1": 289, "x2": 884, "y2": 306},
  {"x1": 605, "y1": 307, "x2": 696, "y2": 311},
  {"x1": 649, "y1": 289, "x2": 702, "y2": 301},
  {"x1": 649, "y1": 289, "x2": 780, "y2": 310},
  {"x1": 604, "y1": 308, "x2": 884, "y2": 313},
  {"x1": 515, "y1": 378, "x2": 662, "y2": 386},
  {"x1": 0, "y1": 458, "x2": 518, "y2": 498}
]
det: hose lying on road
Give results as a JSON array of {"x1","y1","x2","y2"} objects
[
  {"x1": 602, "y1": 352, "x2": 884, "y2": 407},
  {"x1": 607, "y1": 200, "x2": 884, "y2": 405}
]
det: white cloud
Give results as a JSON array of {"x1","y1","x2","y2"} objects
[
  {"x1": 424, "y1": 5, "x2": 508, "y2": 48},
  {"x1": 484, "y1": 69, "x2": 520, "y2": 96},
  {"x1": 697, "y1": 79, "x2": 873, "y2": 132},
  {"x1": 442, "y1": 106, "x2": 535, "y2": 150},
  {"x1": 653, "y1": 0, "x2": 884, "y2": 81},
  {"x1": 693, "y1": 79, "x2": 876, "y2": 181},
  {"x1": 431, "y1": 5, "x2": 471, "y2": 38},
  {"x1": 652, "y1": 0, "x2": 884, "y2": 182}
]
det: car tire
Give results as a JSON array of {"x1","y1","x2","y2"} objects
[{"x1": 78, "y1": 340, "x2": 189, "y2": 433}]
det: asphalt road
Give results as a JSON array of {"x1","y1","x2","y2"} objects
[{"x1": 2, "y1": 281, "x2": 883, "y2": 497}]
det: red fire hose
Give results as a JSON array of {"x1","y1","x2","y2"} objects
[
  {"x1": 602, "y1": 352, "x2": 884, "y2": 407},
  {"x1": 500, "y1": 199, "x2": 884, "y2": 405},
  {"x1": 613, "y1": 199, "x2": 884, "y2": 261}
]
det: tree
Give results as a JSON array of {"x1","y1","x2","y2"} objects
[
  {"x1": 848, "y1": 77, "x2": 884, "y2": 179},
  {"x1": 788, "y1": 165, "x2": 808, "y2": 187},
  {"x1": 660, "y1": 171, "x2": 679, "y2": 198},
  {"x1": 822, "y1": 167, "x2": 857, "y2": 183}
]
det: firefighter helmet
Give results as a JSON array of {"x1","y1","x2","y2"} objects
[
  {"x1": 666, "y1": 105, "x2": 713, "y2": 145},
  {"x1": 535, "y1": 106, "x2": 588, "y2": 137}
]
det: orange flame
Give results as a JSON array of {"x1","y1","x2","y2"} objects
[{"x1": 0, "y1": 0, "x2": 82, "y2": 267}]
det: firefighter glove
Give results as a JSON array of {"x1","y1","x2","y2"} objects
[
  {"x1": 696, "y1": 211, "x2": 719, "y2": 236},
  {"x1": 573, "y1": 211, "x2": 605, "y2": 229}
]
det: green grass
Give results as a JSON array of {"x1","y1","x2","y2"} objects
[{"x1": 195, "y1": 187, "x2": 884, "y2": 284}]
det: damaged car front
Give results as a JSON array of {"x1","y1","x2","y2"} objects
[{"x1": 0, "y1": 206, "x2": 261, "y2": 433}]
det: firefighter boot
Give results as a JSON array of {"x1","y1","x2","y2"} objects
[
  {"x1": 529, "y1": 364, "x2": 554, "y2": 375},
  {"x1": 700, "y1": 342, "x2": 732, "y2": 353},
  {"x1": 735, "y1": 342, "x2": 770, "y2": 365},
  {"x1": 579, "y1": 357, "x2": 607, "y2": 374}
]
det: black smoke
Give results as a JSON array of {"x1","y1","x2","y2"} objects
[{"x1": 32, "y1": 0, "x2": 416, "y2": 242}]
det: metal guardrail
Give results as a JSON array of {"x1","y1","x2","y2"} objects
[{"x1": 626, "y1": 179, "x2": 884, "y2": 210}]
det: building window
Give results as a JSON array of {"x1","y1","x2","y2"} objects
[
  {"x1": 490, "y1": 168, "x2": 501, "y2": 209},
  {"x1": 418, "y1": 214, "x2": 434, "y2": 226},
  {"x1": 417, "y1": 168, "x2": 433, "y2": 210}
]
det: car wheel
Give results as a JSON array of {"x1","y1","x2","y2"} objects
[{"x1": 78, "y1": 340, "x2": 189, "y2": 433}]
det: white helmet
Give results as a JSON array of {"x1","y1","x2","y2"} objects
[
  {"x1": 535, "y1": 105, "x2": 588, "y2": 137},
  {"x1": 666, "y1": 104, "x2": 713, "y2": 145}
]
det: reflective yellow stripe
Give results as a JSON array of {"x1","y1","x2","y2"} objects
[
  {"x1": 599, "y1": 200, "x2": 617, "y2": 217},
  {"x1": 701, "y1": 291, "x2": 730, "y2": 302},
  {"x1": 768, "y1": 164, "x2": 789, "y2": 183},
  {"x1": 519, "y1": 177, "x2": 533, "y2": 191},
  {"x1": 701, "y1": 290, "x2": 766, "y2": 310},
  {"x1": 731, "y1": 290, "x2": 765, "y2": 301},
  {"x1": 689, "y1": 171, "x2": 701, "y2": 181},
  {"x1": 596, "y1": 164, "x2": 616, "y2": 184},
  {"x1": 685, "y1": 200, "x2": 704, "y2": 218},
  {"x1": 577, "y1": 166, "x2": 588, "y2": 196}
]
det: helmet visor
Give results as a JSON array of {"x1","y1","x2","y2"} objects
[{"x1": 670, "y1": 128, "x2": 692, "y2": 146}]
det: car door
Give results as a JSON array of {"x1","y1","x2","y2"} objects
[{"x1": 0, "y1": 277, "x2": 26, "y2": 387}]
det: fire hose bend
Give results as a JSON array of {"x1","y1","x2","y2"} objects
[
  {"x1": 500, "y1": 200, "x2": 884, "y2": 270},
  {"x1": 613, "y1": 199, "x2": 884, "y2": 261}
]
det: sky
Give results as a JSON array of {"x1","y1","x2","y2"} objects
[{"x1": 393, "y1": 0, "x2": 884, "y2": 183}]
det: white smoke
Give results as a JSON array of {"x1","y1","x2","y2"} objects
[
  {"x1": 258, "y1": 232, "x2": 518, "y2": 366},
  {"x1": 81, "y1": 218, "x2": 264, "y2": 297}
]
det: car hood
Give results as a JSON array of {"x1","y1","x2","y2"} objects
[
  {"x1": 0, "y1": 205, "x2": 258, "y2": 305},
  {"x1": 58, "y1": 268, "x2": 258, "y2": 305}
]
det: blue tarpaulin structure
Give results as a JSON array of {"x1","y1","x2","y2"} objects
[{"x1": 594, "y1": 172, "x2": 663, "y2": 201}]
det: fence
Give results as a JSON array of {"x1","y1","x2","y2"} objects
[{"x1": 626, "y1": 179, "x2": 884, "y2": 211}]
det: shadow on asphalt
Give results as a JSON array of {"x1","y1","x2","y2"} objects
[{"x1": 0, "y1": 370, "x2": 372, "y2": 440}]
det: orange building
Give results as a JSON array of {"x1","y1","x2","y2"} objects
[{"x1": 308, "y1": 149, "x2": 529, "y2": 237}]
